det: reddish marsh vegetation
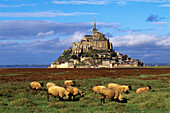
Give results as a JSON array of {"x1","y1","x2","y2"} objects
[{"x1": 0, "y1": 68, "x2": 170, "y2": 83}]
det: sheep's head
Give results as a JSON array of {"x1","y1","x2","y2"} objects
[
  {"x1": 72, "y1": 81, "x2": 76, "y2": 85},
  {"x1": 40, "y1": 82, "x2": 44, "y2": 87},
  {"x1": 128, "y1": 85, "x2": 132, "y2": 90},
  {"x1": 147, "y1": 85, "x2": 151, "y2": 89},
  {"x1": 81, "y1": 92, "x2": 86, "y2": 97}
]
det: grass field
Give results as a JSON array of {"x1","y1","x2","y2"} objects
[{"x1": 0, "y1": 71, "x2": 170, "y2": 113}]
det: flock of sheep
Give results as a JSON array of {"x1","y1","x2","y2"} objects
[{"x1": 29, "y1": 80, "x2": 152, "y2": 103}]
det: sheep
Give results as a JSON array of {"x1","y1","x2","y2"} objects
[
  {"x1": 64, "y1": 80, "x2": 76, "y2": 86},
  {"x1": 65, "y1": 86, "x2": 85, "y2": 100},
  {"x1": 46, "y1": 82, "x2": 57, "y2": 90},
  {"x1": 136, "y1": 85, "x2": 151, "y2": 94},
  {"x1": 100, "y1": 88, "x2": 123, "y2": 103},
  {"x1": 29, "y1": 81, "x2": 44, "y2": 91},
  {"x1": 47, "y1": 86, "x2": 71, "y2": 101},
  {"x1": 92, "y1": 86, "x2": 106, "y2": 95},
  {"x1": 108, "y1": 83, "x2": 132, "y2": 94}
]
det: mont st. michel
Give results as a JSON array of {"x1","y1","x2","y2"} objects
[{"x1": 49, "y1": 19, "x2": 144, "y2": 68}]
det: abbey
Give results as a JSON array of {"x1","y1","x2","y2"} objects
[{"x1": 72, "y1": 19, "x2": 113, "y2": 55}]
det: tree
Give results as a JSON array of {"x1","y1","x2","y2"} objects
[
  {"x1": 111, "y1": 53, "x2": 117, "y2": 57},
  {"x1": 88, "y1": 46, "x2": 93, "y2": 50},
  {"x1": 71, "y1": 55, "x2": 77, "y2": 59}
]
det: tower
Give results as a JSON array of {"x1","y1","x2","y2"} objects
[{"x1": 92, "y1": 17, "x2": 97, "y2": 36}]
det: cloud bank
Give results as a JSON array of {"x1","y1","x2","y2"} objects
[
  {"x1": 109, "y1": 33, "x2": 170, "y2": 47},
  {"x1": 52, "y1": 0, "x2": 170, "y2": 5},
  {"x1": 53, "y1": 0, "x2": 107, "y2": 5},
  {"x1": 0, "y1": 4, "x2": 36, "y2": 7},
  {"x1": 0, "y1": 12, "x2": 96, "y2": 17},
  {"x1": 0, "y1": 20, "x2": 169, "y2": 64},
  {"x1": 0, "y1": 20, "x2": 118, "y2": 40}
]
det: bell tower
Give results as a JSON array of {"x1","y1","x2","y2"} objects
[{"x1": 92, "y1": 17, "x2": 97, "y2": 36}]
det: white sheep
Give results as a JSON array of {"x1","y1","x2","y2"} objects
[
  {"x1": 100, "y1": 88, "x2": 123, "y2": 103},
  {"x1": 64, "y1": 80, "x2": 76, "y2": 86},
  {"x1": 46, "y1": 82, "x2": 57, "y2": 90},
  {"x1": 136, "y1": 85, "x2": 151, "y2": 94},
  {"x1": 47, "y1": 86, "x2": 71, "y2": 101},
  {"x1": 65, "y1": 86, "x2": 85, "y2": 100},
  {"x1": 92, "y1": 86, "x2": 106, "y2": 95},
  {"x1": 108, "y1": 83, "x2": 132, "y2": 94},
  {"x1": 29, "y1": 81, "x2": 44, "y2": 91}
]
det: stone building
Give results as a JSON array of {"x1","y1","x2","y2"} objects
[{"x1": 72, "y1": 18, "x2": 113, "y2": 55}]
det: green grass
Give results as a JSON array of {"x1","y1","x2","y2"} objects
[
  {"x1": 0, "y1": 74, "x2": 21, "y2": 77},
  {"x1": 139, "y1": 73, "x2": 170, "y2": 78},
  {"x1": 0, "y1": 76, "x2": 170, "y2": 112},
  {"x1": 108, "y1": 70, "x2": 116, "y2": 72},
  {"x1": 51, "y1": 72, "x2": 68, "y2": 75}
]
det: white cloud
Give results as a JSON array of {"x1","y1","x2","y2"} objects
[
  {"x1": 0, "y1": 20, "x2": 119, "y2": 40},
  {"x1": 142, "y1": 53, "x2": 157, "y2": 57},
  {"x1": 110, "y1": 33, "x2": 156, "y2": 47},
  {"x1": 109, "y1": 33, "x2": 170, "y2": 47},
  {"x1": 156, "y1": 36, "x2": 170, "y2": 46},
  {"x1": 0, "y1": 12, "x2": 97, "y2": 17},
  {"x1": 152, "y1": 22, "x2": 169, "y2": 25},
  {"x1": 52, "y1": 0, "x2": 170, "y2": 6},
  {"x1": 52, "y1": 0, "x2": 107, "y2": 5},
  {"x1": 57, "y1": 31, "x2": 85, "y2": 47},
  {"x1": 115, "y1": 0, "x2": 170, "y2": 3},
  {"x1": 0, "y1": 4, "x2": 37, "y2": 7},
  {"x1": 159, "y1": 4, "x2": 170, "y2": 7},
  {"x1": 36, "y1": 31, "x2": 55, "y2": 37}
]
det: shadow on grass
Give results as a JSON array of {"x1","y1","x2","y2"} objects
[{"x1": 111, "y1": 98, "x2": 129, "y2": 103}]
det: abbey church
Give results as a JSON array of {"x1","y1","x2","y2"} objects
[{"x1": 72, "y1": 19, "x2": 113, "y2": 55}]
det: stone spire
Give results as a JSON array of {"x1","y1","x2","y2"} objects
[{"x1": 93, "y1": 17, "x2": 97, "y2": 31}]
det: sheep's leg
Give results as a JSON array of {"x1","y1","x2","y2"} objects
[
  {"x1": 73, "y1": 95, "x2": 76, "y2": 101},
  {"x1": 101, "y1": 95, "x2": 105, "y2": 103},
  {"x1": 59, "y1": 96, "x2": 63, "y2": 101},
  {"x1": 68, "y1": 95, "x2": 72, "y2": 101},
  {"x1": 35, "y1": 87, "x2": 38, "y2": 91},
  {"x1": 54, "y1": 96, "x2": 57, "y2": 101},
  {"x1": 47, "y1": 93, "x2": 50, "y2": 101}
]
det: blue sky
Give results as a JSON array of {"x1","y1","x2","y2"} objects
[{"x1": 0, "y1": 0, "x2": 170, "y2": 65}]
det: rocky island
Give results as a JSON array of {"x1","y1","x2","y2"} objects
[{"x1": 49, "y1": 19, "x2": 144, "y2": 68}]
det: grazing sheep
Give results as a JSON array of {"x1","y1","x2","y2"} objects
[
  {"x1": 136, "y1": 85, "x2": 151, "y2": 94},
  {"x1": 65, "y1": 86, "x2": 85, "y2": 100},
  {"x1": 47, "y1": 86, "x2": 71, "y2": 101},
  {"x1": 93, "y1": 86, "x2": 106, "y2": 95},
  {"x1": 108, "y1": 83, "x2": 132, "y2": 94},
  {"x1": 46, "y1": 82, "x2": 57, "y2": 90},
  {"x1": 64, "y1": 80, "x2": 76, "y2": 86},
  {"x1": 100, "y1": 88, "x2": 123, "y2": 103},
  {"x1": 29, "y1": 81, "x2": 44, "y2": 91}
]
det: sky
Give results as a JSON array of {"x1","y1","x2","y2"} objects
[{"x1": 0, "y1": 0, "x2": 170, "y2": 65}]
